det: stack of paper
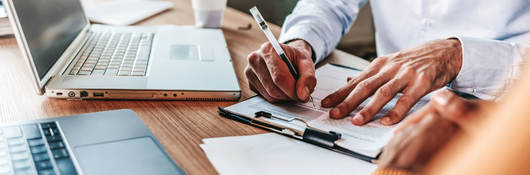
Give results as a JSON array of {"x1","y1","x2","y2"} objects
[{"x1": 201, "y1": 133, "x2": 377, "y2": 175}]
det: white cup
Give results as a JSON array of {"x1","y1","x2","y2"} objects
[{"x1": 192, "y1": 0, "x2": 227, "y2": 28}]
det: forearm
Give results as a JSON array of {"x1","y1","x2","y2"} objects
[{"x1": 278, "y1": 0, "x2": 366, "y2": 63}]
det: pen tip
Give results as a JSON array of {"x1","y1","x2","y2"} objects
[{"x1": 310, "y1": 96, "x2": 316, "y2": 109}]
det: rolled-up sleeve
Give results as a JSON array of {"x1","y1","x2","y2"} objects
[
  {"x1": 278, "y1": 0, "x2": 366, "y2": 63},
  {"x1": 452, "y1": 35, "x2": 530, "y2": 100}
]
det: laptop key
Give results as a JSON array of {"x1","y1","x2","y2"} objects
[
  {"x1": 12, "y1": 159, "x2": 31, "y2": 169},
  {"x1": 11, "y1": 152, "x2": 29, "y2": 161},
  {"x1": 51, "y1": 149, "x2": 68, "y2": 159},
  {"x1": 27, "y1": 139, "x2": 44, "y2": 147},
  {"x1": 55, "y1": 158, "x2": 77, "y2": 175},
  {"x1": 32, "y1": 152, "x2": 49, "y2": 162},
  {"x1": 35, "y1": 160, "x2": 53, "y2": 170},
  {"x1": 8, "y1": 144, "x2": 27, "y2": 153},
  {"x1": 30, "y1": 146, "x2": 47, "y2": 154},
  {"x1": 13, "y1": 166, "x2": 35, "y2": 175},
  {"x1": 3, "y1": 127, "x2": 22, "y2": 139},
  {"x1": 7, "y1": 138, "x2": 24, "y2": 146},
  {"x1": 21, "y1": 125, "x2": 41, "y2": 139},
  {"x1": 45, "y1": 136, "x2": 61, "y2": 142},
  {"x1": 48, "y1": 142, "x2": 64, "y2": 150}
]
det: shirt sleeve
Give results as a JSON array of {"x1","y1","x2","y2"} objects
[
  {"x1": 452, "y1": 35, "x2": 530, "y2": 100},
  {"x1": 278, "y1": 0, "x2": 367, "y2": 63}
]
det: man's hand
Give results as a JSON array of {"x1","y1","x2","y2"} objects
[
  {"x1": 377, "y1": 90, "x2": 488, "y2": 172},
  {"x1": 245, "y1": 39, "x2": 316, "y2": 103},
  {"x1": 321, "y1": 39, "x2": 463, "y2": 125}
]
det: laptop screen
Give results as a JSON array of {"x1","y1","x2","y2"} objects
[{"x1": 12, "y1": 0, "x2": 88, "y2": 79}]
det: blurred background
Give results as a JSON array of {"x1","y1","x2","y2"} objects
[{"x1": 228, "y1": 0, "x2": 377, "y2": 60}]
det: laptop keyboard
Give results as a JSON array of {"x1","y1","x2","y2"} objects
[
  {"x1": 0, "y1": 122, "x2": 77, "y2": 175},
  {"x1": 68, "y1": 31, "x2": 153, "y2": 76}
]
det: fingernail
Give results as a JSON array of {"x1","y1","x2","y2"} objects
[
  {"x1": 300, "y1": 86, "x2": 310, "y2": 100},
  {"x1": 432, "y1": 90, "x2": 453, "y2": 106},
  {"x1": 381, "y1": 117, "x2": 391, "y2": 124},
  {"x1": 353, "y1": 114, "x2": 364, "y2": 123},
  {"x1": 331, "y1": 108, "x2": 341, "y2": 118}
]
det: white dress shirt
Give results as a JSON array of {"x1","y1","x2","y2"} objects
[{"x1": 278, "y1": 0, "x2": 530, "y2": 100}]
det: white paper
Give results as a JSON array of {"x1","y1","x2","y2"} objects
[
  {"x1": 201, "y1": 133, "x2": 377, "y2": 175},
  {"x1": 226, "y1": 64, "x2": 432, "y2": 157}
]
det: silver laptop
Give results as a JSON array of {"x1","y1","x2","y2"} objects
[
  {"x1": 4, "y1": 0, "x2": 241, "y2": 100},
  {"x1": 0, "y1": 110, "x2": 186, "y2": 175}
]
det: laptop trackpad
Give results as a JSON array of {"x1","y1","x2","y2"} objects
[{"x1": 75, "y1": 137, "x2": 183, "y2": 175}]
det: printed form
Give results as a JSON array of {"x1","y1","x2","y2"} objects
[{"x1": 226, "y1": 64, "x2": 431, "y2": 157}]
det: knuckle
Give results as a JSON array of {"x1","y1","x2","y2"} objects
[
  {"x1": 247, "y1": 52, "x2": 260, "y2": 65},
  {"x1": 377, "y1": 86, "x2": 395, "y2": 99},
  {"x1": 398, "y1": 95, "x2": 414, "y2": 107},
  {"x1": 357, "y1": 80, "x2": 372, "y2": 90},
  {"x1": 402, "y1": 66, "x2": 416, "y2": 74},
  {"x1": 244, "y1": 66, "x2": 253, "y2": 77},
  {"x1": 416, "y1": 73, "x2": 433, "y2": 85}
]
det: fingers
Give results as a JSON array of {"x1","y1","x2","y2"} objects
[
  {"x1": 259, "y1": 43, "x2": 298, "y2": 100},
  {"x1": 329, "y1": 72, "x2": 393, "y2": 120},
  {"x1": 245, "y1": 66, "x2": 281, "y2": 102},
  {"x1": 247, "y1": 51, "x2": 291, "y2": 101},
  {"x1": 352, "y1": 74, "x2": 409, "y2": 125},
  {"x1": 381, "y1": 73, "x2": 433, "y2": 125},
  {"x1": 321, "y1": 57, "x2": 388, "y2": 108}
]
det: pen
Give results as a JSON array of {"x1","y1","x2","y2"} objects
[{"x1": 249, "y1": 6, "x2": 316, "y2": 108}]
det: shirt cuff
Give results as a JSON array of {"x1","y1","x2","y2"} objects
[
  {"x1": 279, "y1": 25, "x2": 327, "y2": 63},
  {"x1": 451, "y1": 36, "x2": 516, "y2": 100}
]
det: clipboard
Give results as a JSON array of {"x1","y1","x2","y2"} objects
[{"x1": 217, "y1": 107, "x2": 378, "y2": 162}]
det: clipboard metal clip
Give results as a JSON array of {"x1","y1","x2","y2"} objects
[{"x1": 253, "y1": 111, "x2": 342, "y2": 148}]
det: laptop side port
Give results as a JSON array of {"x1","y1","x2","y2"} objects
[
  {"x1": 80, "y1": 91, "x2": 88, "y2": 98},
  {"x1": 93, "y1": 92, "x2": 104, "y2": 97},
  {"x1": 68, "y1": 91, "x2": 76, "y2": 97},
  {"x1": 56, "y1": 92, "x2": 63, "y2": 96}
]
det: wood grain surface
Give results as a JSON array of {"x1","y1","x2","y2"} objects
[{"x1": 0, "y1": 0, "x2": 370, "y2": 174}]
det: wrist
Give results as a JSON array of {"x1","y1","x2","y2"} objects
[
  {"x1": 447, "y1": 38, "x2": 463, "y2": 79},
  {"x1": 286, "y1": 39, "x2": 315, "y2": 62}
]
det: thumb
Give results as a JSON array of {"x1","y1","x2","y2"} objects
[
  {"x1": 431, "y1": 89, "x2": 478, "y2": 130},
  {"x1": 295, "y1": 55, "x2": 316, "y2": 102},
  {"x1": 281, "y1": 42, "x2": 316, "y2": 102}
]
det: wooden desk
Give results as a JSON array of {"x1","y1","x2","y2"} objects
[{"x1": 0, "y1": 0, "x2": 370, "y2": 174}]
